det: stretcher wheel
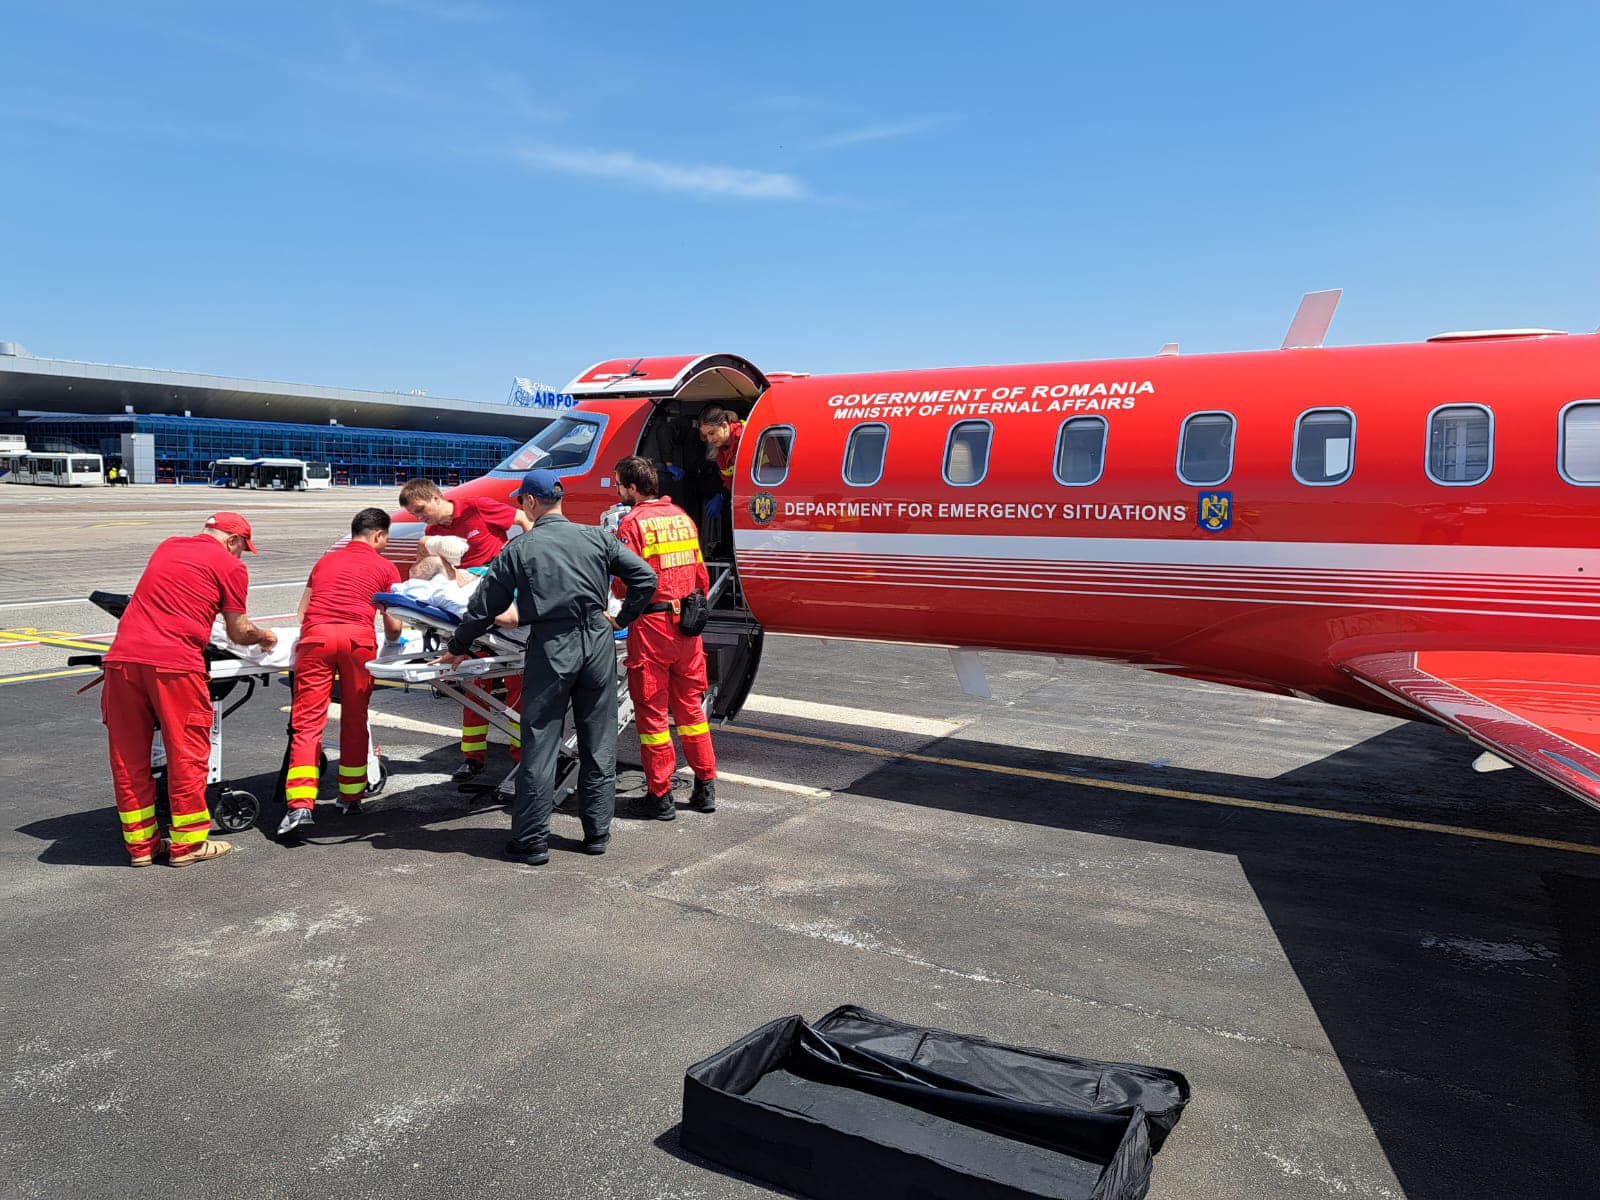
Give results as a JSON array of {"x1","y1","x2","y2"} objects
[
  {"x1": 365, "y1": 758, "x2": 389, "y2": 797},
  {"x1": 214, "y1": 789, "x2": 260, "y2": 833}
]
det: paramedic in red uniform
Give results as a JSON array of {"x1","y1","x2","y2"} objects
[
  {"x1": 399, "y1": 477, "x2": 533, "y2": 783},
  {"x1": 279, "y1": 508, "x2": 404, "y2": 838},
  {"x1": 102, "y1": 512, "x2": 277, "y2": 867},
  {"x1": 697, "y1": 405, "x2": 744, "y2": 496},
  {"x1": 612, "y1": 456, "x2": 717, "y2": 818}
]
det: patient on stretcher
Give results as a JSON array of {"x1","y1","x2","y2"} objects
[{"x1": 397, "y1": 536, "x2": 519, "y2": 627}]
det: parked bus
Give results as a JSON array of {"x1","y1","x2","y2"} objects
[
  {"x1": 253, "y1": 458, "x2": 332, "y2": 491},
  {"x1": 15, "y1": 453, "x2": 105, "y2": 486},
  {"x1": 210, "y1": 457, "x2": 259, "y2": 488}
]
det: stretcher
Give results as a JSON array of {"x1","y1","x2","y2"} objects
[
  {"x1": 367, "y1": 591, "x2": 634, "y2": 805},
  {"x1": 73, "y1": 591, "x2": 385, "y2": 833},
  {"x1": 71, "y1": 592, "x2": 278, "y2": 832}
]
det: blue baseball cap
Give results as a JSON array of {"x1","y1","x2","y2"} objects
[{"x1": 511, "y1": 468, "x2": 565, "y2": 501}]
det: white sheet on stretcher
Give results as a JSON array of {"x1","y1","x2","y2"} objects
[
  {"x1": 205, "y1": 616, "x2": 424, "y2": 669},
  {"x1": 391, "y1": 576, "x2": 477, "y2": 616}
]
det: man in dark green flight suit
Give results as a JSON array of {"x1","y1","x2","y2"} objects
[{"x1": 436, "y1": 468, "x2": 656, "y2": 865}]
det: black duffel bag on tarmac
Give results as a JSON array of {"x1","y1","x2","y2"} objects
[{"x1": 681, "y1": 1004, "x2": 1190, "y2": 1200}]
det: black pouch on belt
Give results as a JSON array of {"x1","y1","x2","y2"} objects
[{"x1": 678, "y1": 590, "x2": 709, "y2": 637}]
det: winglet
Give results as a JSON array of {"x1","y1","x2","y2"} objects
[
  {"x1": 1157, "y1": 342, "x2": 1180, "y2": 356},
  {"x1": 1282, "y1": 289, "x2": 1342, "y2": 349}
]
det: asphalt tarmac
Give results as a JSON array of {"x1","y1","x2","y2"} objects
[{"x1": 5, "y1": 484, "x2": 1600, "y2": 1199}]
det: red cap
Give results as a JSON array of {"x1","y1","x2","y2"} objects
[{"x1": 205, "y1": 511, "x2": 257, "y2": 553}]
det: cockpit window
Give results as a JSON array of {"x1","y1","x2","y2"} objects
[{"x1": 496, "y1": 416, "x2": 602, "y2": 473}]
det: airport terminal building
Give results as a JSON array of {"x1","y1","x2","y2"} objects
[{"x1": 0, "y1": 342, "x2": 554, "y2": 485}]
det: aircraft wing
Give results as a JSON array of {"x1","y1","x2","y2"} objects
[{"x1": 1337, "y1": 649, "x2": 1600, "y2": 813}]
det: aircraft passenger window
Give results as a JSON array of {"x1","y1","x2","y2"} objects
[
  {"x1": 1054, "y1": 417, "x2": 1106, "y2": 485},
  {"x1": 1176, "y1": 413, "x2": 1235, "y2": 486},
  {"x1": 1560, "y1": 402, "x2": 1600, "y2": 484},
  {"x1": 843, "y1": 423, "x2": 889, "y2": 487},
  {"x1": 1426, "y1": 405, "x2": 1492, "y2": 484},
  {"x1": 752, "y1": 426, "x2": 794, "y2": 487},
  {"x1": 943, "y1": 421, "x2": 992, "y2": 486},
  {"x1": 1292, "y1": 409, "x2": 1355, "y2": 485}
]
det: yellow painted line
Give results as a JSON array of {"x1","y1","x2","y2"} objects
[
  {"x1": 88, "y1": 520, "x2": 151, "y2": 528},
  {"x1": 0, "y1": 666, "x2": 100, "y2": 686},
  {"x1": 724, "y1": 725, "x2": 1600, "y2": 858},
  {"x1": 0, "y1": 630, "x2": 109, "y2": 652}
]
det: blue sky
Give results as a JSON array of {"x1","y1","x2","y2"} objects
[{"x1": 3, "y1": 1, "x2": 1597, "y2": 403}]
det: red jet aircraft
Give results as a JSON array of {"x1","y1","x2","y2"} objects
[{"x1": 387, "y1": 294, "x2": 1600, "y2": 815}]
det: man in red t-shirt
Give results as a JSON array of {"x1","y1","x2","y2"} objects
[
  {"x1": 611, "y1": 456, "x2": 717, "y2": 819},
  {"x1": 399, "y1": 477, "x2": 532, "y2": 569},
  {"x1": 279, "y1": 508, "x2": 404, "y2": 838},
  {"x1": 399, "y1": 477, "x2": 532, "y2": 782},
  {"x1": 103, "y1": 512, "x2": 277, "y2": 867}
]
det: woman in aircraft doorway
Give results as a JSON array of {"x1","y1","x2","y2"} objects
[{"x1": 696, "y1": 405, "x2": 743, "y2": 558}]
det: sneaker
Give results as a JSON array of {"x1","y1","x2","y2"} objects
[
  {"x1": 277, "y1": 808, "x2": 314, "y2": 838},
  {"x1": 334, "y1": 797, "x2": 364, "y2": 816},
  {"x1": 503, "y1": 837, "x2": 549, "y2": 866},
  {"x1": 582, "y1": 834, "x2": 611, "y2": 855},
  {"x1": 688, "y1": 778, "x2": 717, "y2": 813},
  {"x1": 129, "y1": 838, "x2": 170, "y2": 868},
  {"x1": 453, "y1": 759, "x2": 485, "y2": 789},
  {"x1": 169, "y1": 840, "x2": 232, "y2": 867},
  {"x1": 643, "y1": 792, "x2": 677, "y2": 821}
]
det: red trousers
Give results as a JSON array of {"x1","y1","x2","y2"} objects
[
  {"x1": 287, "y1": 625, "x2": 377, "y2": 810},
  {"x1": 626, "y1": 612, "x2": 715, "y2": 795},
  {"x1": 102, "y1": 662, "x2": 214, "y2": 861},
  {"x1": 462, "y1": 675, "x2": 522, "y2": 764}
]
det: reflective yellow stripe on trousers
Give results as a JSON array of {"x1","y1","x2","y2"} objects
[
  {"x1": 338, "y1": 764, "x2": 368, "y2": 796},
  {"x1": 286, "y1": 765, "x2": 318, "y2": 802}
]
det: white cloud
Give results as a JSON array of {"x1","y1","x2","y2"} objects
[
  {"x1": 513, "y1": 144, "x2": 806, "y2": 200},
  {"x1": 806, "y1": 119, "x2": 938, "y2": 152}
]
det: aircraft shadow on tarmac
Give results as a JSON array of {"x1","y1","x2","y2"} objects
[
  {"x1": 827, "y1": 720, "x2": 1600, "y2": 1200},
  {"x1": 18, "y1": 721, "x2": 1600, "y2": 1197}
]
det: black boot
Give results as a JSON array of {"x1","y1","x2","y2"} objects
[
  {"x1": 503, "y1": 836, "x2": 549, "y2": 865},
  {"x1": 688, "y1": 778, "x2": 717, "y2": 813},
  {"x1": 645, "y1": 791, "x2": 677, "y2": 821}
]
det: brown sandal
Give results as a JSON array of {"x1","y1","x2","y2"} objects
[
  {"x1": 169, "y1": 839, "x2": 233, "y2": 867},
  {"x1": 129, "y1": 839, "x2": 170, "y2": 868}
]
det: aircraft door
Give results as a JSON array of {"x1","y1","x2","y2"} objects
[{"x1": 567, "y1": 353, "x2": 773, "y2": 720}]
